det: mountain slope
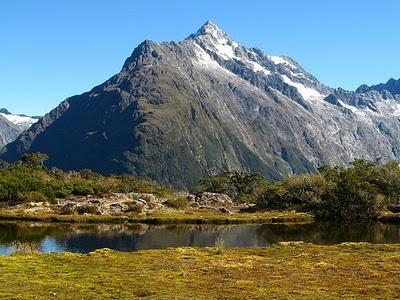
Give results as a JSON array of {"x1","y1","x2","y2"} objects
[
  {"x1": 2, "y1": 21, "x2": 400, "y2": 188},
  {"x1": 0, "y1": 109, "x2": 38, "y2": 148}
]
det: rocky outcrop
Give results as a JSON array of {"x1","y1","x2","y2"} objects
[
  {"x1": 189, "y1": 192, "x2": 233, "y2": 208},
  {"x1": 55, "y1": 193, "x2": 168, "y2": 215},
  {"x1": 17, "y1": 192, "x2": 243, "y2": 215}
]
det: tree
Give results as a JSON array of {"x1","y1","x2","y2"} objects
[{"x1": 20, "y1": 153, "x2": 49, "y2": 169}]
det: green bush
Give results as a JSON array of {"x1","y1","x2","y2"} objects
[
  {"x1": 256, "y1": 160, "x2": 395, "y2": 219},
  {"x1": 71, "y1": 180, "x2": 94, "y2": 196},
  {"x1": 193, "y1": 170, "x2": 267, "y2": 203}
]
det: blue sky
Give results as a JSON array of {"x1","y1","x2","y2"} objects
[{"x1": 1, "y1": 0, "x2": 399, "y2": 115}]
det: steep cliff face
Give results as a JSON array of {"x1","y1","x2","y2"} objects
[{"x1": 2, "y1": 21, "x2": 400, "y2": 188}]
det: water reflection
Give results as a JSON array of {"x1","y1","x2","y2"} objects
[{"x1": 0, "y1": 221, "x2": 400, "y2": 255}]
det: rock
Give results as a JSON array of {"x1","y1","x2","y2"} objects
[
  {"x1": 218, "y1": 207, "x2": 232, "y2": 214},
  {"x1": 186, "y1": 194, "x2": 196, "y2": 202},
  {"x1": 194, "y1": 192, "x2": 233, "y2": 208},
  {"x1": 25, "y1": 202, "x2": 45, "y2": 208}
]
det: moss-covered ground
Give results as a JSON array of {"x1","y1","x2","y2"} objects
[
  {"x1": 0, "y1": 209, "x2": 313, "y2": 224},
  {"x1": 1, "y1": 243, "x2": 400, "y2": 299}
]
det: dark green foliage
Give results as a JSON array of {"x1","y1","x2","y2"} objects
[
  {"x1": 76, "y1": 204, "x2": 98, "y2": 215},
  {"x1": 193, "y1": 170, "x2": 267, "y2": 203},
  {"x1": 196, "y1": 160, "x2": 400, "y2": 219},
  {"x1": 20, "y1": 153, "x2": 49, "y2": 169},
  {"x1": 0, "y1": 153, "x2": 175, "y2": 204},
  {"x1": 256, "y1": 159, "x2": 399, "y2": 219}
]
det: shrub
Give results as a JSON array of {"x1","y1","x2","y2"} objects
[
  {"x1": 76, "y1": 204, "x2": 99, "y2": 215},
  {"x1": 20, "y1": 152, "x2": 48, "y2": 169},
  {"x1": 163, "y1": 196, "x2": 189, "y2": 209},
  {"x1": 21, "y1": 191, "x2": 48, "y2": 203},
  {"x1": 124, "y1": 202, "x2": 143, "y2": 213},
  {"x1": 193, "y1": 170, "x2": 267, "y2": 203},
  {"x1": 71, "y1": 180, "x2": 94, "y2": 196}
]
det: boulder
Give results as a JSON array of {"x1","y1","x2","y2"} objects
[{"x1": 194, "y1": 192, "x2": 233, "y2": 208}]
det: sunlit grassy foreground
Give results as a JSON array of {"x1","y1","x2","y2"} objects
[{"x1": 1, "y1": 243, "x2": 400, "y2": 299}]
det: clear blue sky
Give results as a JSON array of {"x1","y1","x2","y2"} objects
[{"x1": 1, "y1": 0, "x2": 399, "y2": 116}]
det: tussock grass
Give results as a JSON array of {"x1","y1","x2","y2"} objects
[
  {"x1": 10, "y1": 241, "x2": 41, "y2": 255},
  {"x1": 0, "y1": 243, "x2": 400, "y2": 298}
]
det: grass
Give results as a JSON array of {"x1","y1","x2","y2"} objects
[
  {"x1": 0, "y1": 209, "x2": 313, "y2": 224},
  {"x1": 0, "y1": 243, "x2": 400, "y2": 298}
]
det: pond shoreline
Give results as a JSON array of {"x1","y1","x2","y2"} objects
[{"x1": 0, "y1": 209, "x2": 314, "y2": 225}]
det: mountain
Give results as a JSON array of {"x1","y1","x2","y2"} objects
[
  {"x1": 0, "y1": 109, "x2": 38, "y2": 148},
  {"x1": 357, "y1": 78, "x2": 400, "y2": 96},
  {"x1": 2, "y1": 21, "x2": 400, "y2": 188}
]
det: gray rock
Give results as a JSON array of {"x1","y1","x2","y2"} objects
[{"x1": 194, "y1": 192, "x2": 233, "y2": 207}]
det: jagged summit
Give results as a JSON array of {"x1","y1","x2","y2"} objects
[{"x1": 189, "y1": 20, "x2": 229, "y2": 39}]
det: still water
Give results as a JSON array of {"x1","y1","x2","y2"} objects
[{"x1": 1, "y1": 221, "x2": 400, "y2": 255}]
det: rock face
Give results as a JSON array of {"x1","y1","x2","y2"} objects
[
  {"x1": 0, "y1": 108, "x2": 39, "y2": 148},
  {"x1": 356, "y1": 78, "x2": 400, "y2": 95},
  {"x1": 2, "y1": 21, "x2": 400, "y2": 188}
]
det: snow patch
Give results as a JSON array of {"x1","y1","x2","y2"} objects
[
  {"x1": 281, "y1": 75, "x2": 324, "y2": 100},
  {"x1": 337, "y1": 100, "x2": 358, "y2": 113},
  {"x1": 249, "y1": 61, "x2": 271, "y2": 76},
  {"x1": 214, "y1": 42, "x2": 236, "y2": 60},
  {"x1": 268, "y1": 55, "x2": 297, "y2": 69},
  {"x1": 0, "y1": 113, "x2": 37, "y2": 126},
  {"x1": 192, "y1": 43, "x2": 238, "y2": 78}
]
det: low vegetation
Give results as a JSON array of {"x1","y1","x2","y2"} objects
[
  {"x1": 0, "y1": 243, "x2": 399, "y2": 298},
  {"x1": 197, "y1": 160, "x2": 400, "y2": 220},
  {"x1": 194, "y1": 170, "x2": 267, "y2": 203},
  {"x1": 0, "y1": 209, "x2": 312, "y2": 224},
  {"x1": 0, "y1": 153, "x2": 176, "y2": 204},
  {"x1": 2, "y1": 153, "x2": 400, "y2": 221}
]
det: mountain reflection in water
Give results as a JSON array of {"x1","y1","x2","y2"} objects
[{"x1": 0, "y1": 221, "x2": 399, "y2": 255}]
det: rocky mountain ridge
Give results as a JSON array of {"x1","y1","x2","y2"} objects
[
  {"x1": 357, "y1": 78, "x2": 400, "y2": 96},
  {"x1": 2, "y1": 21, "x2": 400, "y2": 188}
]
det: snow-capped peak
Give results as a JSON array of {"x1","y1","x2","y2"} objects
[
  {"x1": 187, "y1": 20, "x2": 239, "y2": 60},
  {"x1": 0, "y1": 109, "x2": 38, "y2": 131},
  {"x1": 189, "y1": 20, "x2": 229, "y2": 41}
]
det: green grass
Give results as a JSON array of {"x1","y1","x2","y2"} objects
[
  {"x1": 1, "y1": 243, "x2": 400, "y2": 299},
  {"x1": 0, "y1": 209, "x2": 313, "y2": 224}
]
